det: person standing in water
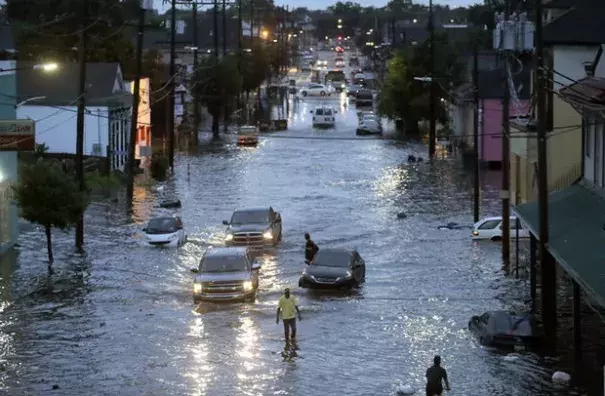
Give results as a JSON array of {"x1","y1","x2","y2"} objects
[
  {"x1": 276, "y1": 288, "x2": 302, "y2": 343},
  {"x1": 304, "y1": 233, "x2": 319, "y2": 263},
  {"x1": 426, "y1": 355, "x2": 450, "y2": 395}
]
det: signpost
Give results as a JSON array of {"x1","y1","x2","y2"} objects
[{"x1": 0, "y1": 120, "x2": 35, "y2": 151}]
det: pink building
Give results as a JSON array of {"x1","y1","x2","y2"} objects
[{"x1": 450, "y1": 62, "x2": 531, "y2": 168}]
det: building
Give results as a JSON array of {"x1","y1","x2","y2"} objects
[
  {"x1": 450, "y1": 52, "x2": 531, "y2": 167},
  {"x1": 0, "y1": 59, "x2": 23, "y2": 255},
  {"x1": 16, "y1": 62, "x2": 133, "y2": 172},
  {"x1": 508, "y1": 1, "x2": 599, "y2": 205},
  {"x1": 126, "y1": 77, "x2": 152, "y2": 160}
]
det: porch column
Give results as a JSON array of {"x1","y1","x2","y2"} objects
[
  {"x1": 542, "y1": 251, "x2": 557, "y2": 354},
  {"x1": 572, "y1": 280, "x2": 582, "y2": 372},
  {"x1": 530, "y1": 234, "x2": 537, "y2": 312}
]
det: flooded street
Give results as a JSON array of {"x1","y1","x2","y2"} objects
[{"x1": 0, "y1": 66, "x2": 580, "y2": 395}]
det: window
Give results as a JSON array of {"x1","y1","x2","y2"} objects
[
  {"x1": 478, "y1": 219, "x2": 501, "y2": 230},
  {"x1": 314, "y1": 108, "x2": 324, "y2": 116}
]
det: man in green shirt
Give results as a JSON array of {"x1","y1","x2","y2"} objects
[{"x1": 276, "y1": 288, "x2": 302, "y2": 343}]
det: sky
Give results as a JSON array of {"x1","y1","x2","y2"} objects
[{"x1": 153, "y1": 0, "x2": 477, "y2": 13}]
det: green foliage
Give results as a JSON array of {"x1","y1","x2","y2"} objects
[
  {"x1": 13, "y1": 160, "x2": 90, "y2": 264},
  {"x1": 86, "y1": 171, "x2": 123, "y2": 190},
  {"x1": 150, "y1": 154, "x2": 169, "y2": 181},
  {"x1": 379, "y1": 33, "x2": 463, "y2": 135},
  {"x1": 241, "y1": 43, "x2": 270, "y2": 93},
  {"x1": 34, "y1": 143, "x2": 48, "y2": 157}
]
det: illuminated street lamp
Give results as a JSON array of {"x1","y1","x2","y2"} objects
[
  {"x1": 413, "y1": 18, "x2": 418, "y2": 23},
  {"x1": 261, "y1": 29, "x2": 269, "y2": 39},
  {"x1": 338, "y1": 19, "x2": 342, "y2": 23},
  {"x1": 0, "y1": 62, "x2": 59, "y2": 73}
]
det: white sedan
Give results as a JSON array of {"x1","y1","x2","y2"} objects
[
  {"x1": 472, "y1": 216, "x2": 530, "y2": 241},
  {"x1": 142, "y1": 216, "x2": 187, "y2": 247},
  {"x1": 300, "y1": 84, "x2": 333, "y2": 97}
]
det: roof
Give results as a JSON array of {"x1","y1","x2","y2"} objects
[
  {"x1": 515, "y1": 184, "x2": 605, "y2": 307},
  {"x1": 205, "y1": 247, "x2": 248, "y2": 257},
  {"x1": 16, "y1": 62, "x2": 132, "y2": 107},
  {"x1": 559, "y1": 76, "x2": 605, "y2": 111},
  {"x1": 0, "y1": 26, "x2": 15, "y2": 51},
  {"x1": 543, "y1": 0, "x2": 605, "y2": 45}
]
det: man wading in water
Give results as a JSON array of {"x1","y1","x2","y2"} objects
[
  {"x1": 276, "y1": 288, "x2": 302, "y2": 344},
  {"x1": 426, "y1": 355, "x2": 450, "y2": 395},
  {"x1": 304, "y1": 233, "x2": 319, "y2": 264}
]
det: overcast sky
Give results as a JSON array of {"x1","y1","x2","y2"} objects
[{"x1": 153, "y1": 0, "x2": 478, "y2": 13}]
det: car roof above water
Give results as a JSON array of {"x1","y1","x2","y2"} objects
[
  {"x1": 204, "y1": 247, "x2": 248, "y2": 258},
  {"x1": 234, "y1": 206, "x2": 271, "y2": 213}
]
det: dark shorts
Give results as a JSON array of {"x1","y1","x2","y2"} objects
[
  {"x1": 283, "y1": 318, "x2": 297, "y2": 337},
  {"x1": 426, "y1": 386, "x2": 443, "y2": 396}
]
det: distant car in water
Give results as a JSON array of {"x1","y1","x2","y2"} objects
[
  {"x1": 472, "y1": 216, "x2": 530, "y2": 241},
  {"x1": 142, "y1": 216, "x2": 187, "y2": 247},
  {"x1": 299, "y1": 248, "x2": 366, "y2": 289},
  {"x1": 191, "y1": 247, "x2": 261, "y2": 303},
  {"x1": 311, "y1": 106, "x2": 337, "y2": 127},
  {"x1": 300, "y1": 83, "x2": 333, "y2": 97},
  {"x1": 357, "y1": 118, "x2": 382, "y2": 136},
  {"x1": 468, "y1": 311, "x2": 535, "y2": 348},
  {"x1": 223, "y1": 206, "x2": 283, "y2": 248},
  {"x1": 355, "y1": 89, "x2": 374, "y2": 107},
  {"x1": 347, "y1": 84, "x2": 363, "y2": 98}
]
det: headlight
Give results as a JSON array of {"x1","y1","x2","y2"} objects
[
  {"x1": 225, "y1": 234, "x2": 233, "y2": 241},
  {"x1": 169, "y1": 233, "x2": 178, "y2": 239},
  {"x1": 243, "y1": 281, "x2": 253, "y2": 291},
  {"x1": 473, "y1": 231, "x2": 479, "y2": 236},
  {"x1": 193, "y1": 283, "x2": 202, "y2": 293},
  {"x1": 263, "y1": 231, "x2": 273, "y2": 239}
]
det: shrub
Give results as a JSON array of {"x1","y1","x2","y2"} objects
[{"x1": 150, "y1": 153, "x2": 169, "y2": 181}]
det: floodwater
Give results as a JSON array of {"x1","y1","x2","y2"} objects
[{"x1": 0, "y1": 60, "x2": 588, "y2": 395}]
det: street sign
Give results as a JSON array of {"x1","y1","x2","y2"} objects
[{"x1": 0, "y1": 120, "x2": 35, "y2": 151}]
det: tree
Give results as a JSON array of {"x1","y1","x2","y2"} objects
[
  {"x1": 192, "y1": 55, "x2": 242, "y2": 137},
  {"x1": 241, "y1": 43, "x2": 270, "y2": 96},
  {"x1": 13, "y1": 160, "x2": 89, "y2": 271}
]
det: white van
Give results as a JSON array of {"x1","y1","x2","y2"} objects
[
  {"x1": 310, "y1": 106, "x2": 337, "y2": 127},
  {"x1": 472, "y1": 216, "x2": 530, "y2": 241}
]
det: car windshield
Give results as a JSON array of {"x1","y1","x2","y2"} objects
[
  {"x1": 492, "y1": 313, "x2": 532, "y2": 336},
  {"x1": 357, "y1": 91, "x2": 372, "y2": 99},
  {"x1": 327, "y1": 72, "x2": 345, "y2": 81},
  {"x1": 230, "y1": 210, "x2": 269, "y2": 224},
  {"x1": 200, "y1": 255, "x2": 247, "y2": 273},
  {"x1": 324, "y1": 109, "x2": 333, "y2": 116},
  {"x1": 146, "y1": 218, "x2": 178, "y2": 234},
  {"x1": 313, "y1": 250, "x2": 350, "y2": 267},
  {"x1": 315, "y1": 108, "x2": 324, "y2": 115}
]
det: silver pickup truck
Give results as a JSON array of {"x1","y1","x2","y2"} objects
[
  {"x1": 223, "y1": 206, "x2": 283, "y2": 249},
  {"x1": 192, "y1": 247, "x2": 261, "y2": 303}
]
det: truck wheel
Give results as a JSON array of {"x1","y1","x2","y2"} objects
[
  {"x1": 302, "y1": 91, "x2": 307, "y2": 97},
  {"x1": 320, "y1": 91, "x2": 326, "y2": 96}
]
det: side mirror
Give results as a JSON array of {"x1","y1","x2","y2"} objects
[
  {"x1": 190, "y1": 268, "x2": 199, "y2": 273},
  {"x1": 142, "y1": 228, "x2": 147, "y2": 232},
  {"x1": 222, "y1": 220, "x2": 229, "y2": 225},
  {"x1": 252, "y1": 262, "x2": 261, "y2": 270}
]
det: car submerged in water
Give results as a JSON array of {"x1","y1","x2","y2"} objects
[
  {"x1": 299, "y1": 248, "x2": 366, "y2": 290},
  {"x1": 142, "y1": 216, "x2": 187, "y2": 247},
  {"x1": 191, "y1": 247, "x2": 261, "y2": 303},
  {"x1": 223, "y1": 207, "x2": 283, "y2": 249},
  {"x1": 468, "y1": 311, "x2": 535, "y2": 349}
]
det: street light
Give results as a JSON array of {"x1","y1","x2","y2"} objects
[
  {"x1": 337, "y1": 25, "x2": 342, "y2": 29},
  {"x1": 413, "y1": 18, "x2": 418, "y2": 23},
  {"x1": 261, "y1": 30, "x2": 269, "y2": 39},
  {"x1": 414, "y1": 76, "x2": 433, "y2": 82},
  {"x1": 0, "y1": 62, "x2": 59, "y2": 73}
]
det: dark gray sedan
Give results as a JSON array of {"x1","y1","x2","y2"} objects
[{"x1": 299, "y1": 248, "x2": 366, "y2": 289}]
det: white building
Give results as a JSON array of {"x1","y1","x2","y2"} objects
[
  {"x1": 126, "y1": 77, "x2": 152, "y2": 160},
  {"x1": 16, "y1": 62, "x2": 133, "y2": 172}
]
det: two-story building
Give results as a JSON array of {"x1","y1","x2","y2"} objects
[
  {"x1": 16, "y1": 62, "x2": 134, "y2": 172},
  {"x1": 509, "y1": 0, "x2": 598, "y2": 205}
]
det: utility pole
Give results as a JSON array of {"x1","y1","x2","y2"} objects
[
  {"x1": 237, "y1": 0, "x2": 242, "y2": 109},
  {"x1": 168, "y1": 0, "x2": 176, "y2": 169},
  {"x1": 250, "y1": 0, "x2": 254, "y2": 47},
  {"x1": 192, "y1": 1, "x2": 200, "y2": 141},
  {"x1": 127, "y1": 3, "x2": 146, "y2": 205},
  {"x1": 213, "y1": 0, "x2": 219, "y2": 58},
  {"x1": 222, "y1": 0, "x2": 227, "y2": 55},
  {"x1": 472, "y1": 44, "x2": 480, "y2": 223},
  {"x1": 501, "y1": 54, "x2": 511, "y2": 264},
  {"x1": 75, "y1": 5, "x2": 87, "y2": 250},
  {"x1": 428, "y1": 0, "x2": 436, "y2": 159},
  {"x1": 535, "y1": 0, "x2": 556, "y2": 353}
]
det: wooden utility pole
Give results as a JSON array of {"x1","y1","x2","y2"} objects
[
  {"x1": 535, "y1": 0, "x2": 556, "y2": 352},
  {"x1": 472, "y1": 44, "x2": 480, "y2": 223},
  {"x1": 213, "y1": 0, "x2": 219, "y2": 58},
  {"x1": 192, "y1": 1, "x2": 200, "y2": 141},
  {"x1": 428, "y1": 0, "x2": 436, "y2": 159},
  {"x1": 168, "y1": 0, "x2": 176, "y2": 169},
  {"x1": 222, "y1": 0, "x2": 227, "y2": 55},
  {"x1": 501, "y1": 54, "x2": 511, "y2": 264},
  {"x1": 75, "y1": 5, "x2": 87, "y2": 250},
  {"x1": 127, "y1": 3, "x2": 146, "y2": 205}
]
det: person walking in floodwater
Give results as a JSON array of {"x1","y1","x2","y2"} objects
[
  {"x1": 304, "y1": 233, "x2": 319, "y2": 263},
  {"x1": 426, "y1": 355, "x2": 450, "y2": 396},
  {"x1": 276, "y1": 288, "x2": 302, "y2": 343}
]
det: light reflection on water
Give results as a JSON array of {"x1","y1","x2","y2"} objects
[{"x1": 0, "y1": 90, "x2": 587, "y2": 395}]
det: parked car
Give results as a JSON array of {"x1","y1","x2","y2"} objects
[
  {"x1": 237, "y1": 125, "x2": 258, "y2": 146},
  {"x1": 299, "y1": 83, "x2": 333, "y2": 97},
  {"x1": 142, "y1": 216, "x2": 186, "y2": 247},
  {"x1": 191, "y1": 247, "x2": 261, "y2": 303},
  {"x1": 299, "y1": 248, "x2": 366, "y2": 289},
  {"x1": 354, "y1": 73, "x2": 366, "y2": 80},
  {"x1": 468, "y1": 311, "x2": 534, "y2": 348},
  {"x1": 472, "y1": 216, "x2": 530, "y2": 241},
  {"x1": 357, "y1": 119, "x2": 382, "y2": 135},
  {"x1": 347, "y1": 84, "x2": 362, "y2": 98},
  {"x1": 311, "y1": 106, "x2": 337, "y2": 127},
  {"x1": 223, "y1": 206, "x2": 282, "y2": 248},
  {"x1": 355, "y1": 89, "x2": 374, "y2": 107}
]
